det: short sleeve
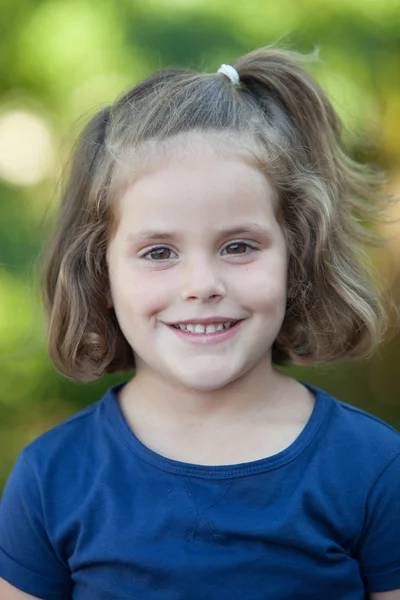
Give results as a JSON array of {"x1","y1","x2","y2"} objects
[
  {"x1": 356, "y1": 452, "x2": 400, "y2": 593},
  {"x1": 0, "y1": 450, "x2": 72, "y2": 600}
]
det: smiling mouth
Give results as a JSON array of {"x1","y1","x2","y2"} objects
[{"x1": 169, "y1": 321, "x2": 241, "y2": 335}]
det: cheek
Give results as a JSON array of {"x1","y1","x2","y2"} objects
[
  {"x1": 237, "y1": 258, "x2": 287, "y2": 309},
  {"x1": 111, "y1": 267, "x2": 173, "y2": 318}
]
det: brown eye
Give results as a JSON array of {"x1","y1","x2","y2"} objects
[
  {"x1": 144, "y1": 247, "x2": 177, "y2": 261},
  {"x1": 223, "y1": 242, "x2": 252, "y2": 255}
]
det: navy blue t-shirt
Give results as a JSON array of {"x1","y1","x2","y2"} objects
[{"x1": 0, "y1": 381, "x2": 399, "y2": 600}]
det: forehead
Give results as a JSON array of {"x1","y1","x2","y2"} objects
[
  {"x1": 111, "y1": 131, "x2": 269, "y2": 198},
  {"x1": 110, "y1": 132, "x2": 278, "y2": 235}
]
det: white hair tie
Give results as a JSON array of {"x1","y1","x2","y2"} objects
[{"x1": 217, "y1": 64, "x2": 240, "y2": 86}]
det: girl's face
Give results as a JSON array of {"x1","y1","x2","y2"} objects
[{"x1": 107, "y1": 139, "x2": 288, "y2": 392}]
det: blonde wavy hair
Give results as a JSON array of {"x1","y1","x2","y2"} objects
[{"x1": 42, "y1": 47, "x2": 389, "y2": 381}]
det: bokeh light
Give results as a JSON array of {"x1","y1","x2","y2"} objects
[{"x1": 0, "y1": 110, "x2": 54, "y2": 186}]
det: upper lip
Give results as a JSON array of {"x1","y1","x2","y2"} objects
[{"x1": 165, "y1": 317, "x2": 244, "y2": 325}]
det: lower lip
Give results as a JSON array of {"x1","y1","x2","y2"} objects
[{"x1": 167, "y1": 321, "x2": 244, "y2": 345}]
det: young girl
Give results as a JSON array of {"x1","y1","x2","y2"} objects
[{"x1": 0, "y1": 47, "x2": 399, "y2": 600}]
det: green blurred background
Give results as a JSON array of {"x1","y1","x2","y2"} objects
[{"x1": 1, "y1": 0, "x2": 400, "y2": 491}]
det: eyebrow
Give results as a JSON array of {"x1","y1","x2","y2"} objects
[{"x1": 127, "y1": 223, "x2": 273, "y2": 244}]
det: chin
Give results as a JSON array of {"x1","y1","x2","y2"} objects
[
  {"x1": 173, "y1": 366, "x2": 242, "y2": 393},
  {"x1": 180, "y1": 379, "x2": 233, "y2": 393}
]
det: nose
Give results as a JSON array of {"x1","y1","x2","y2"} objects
[{"x1": 181, "y1": 255, "x2": 226, "y2": 302}]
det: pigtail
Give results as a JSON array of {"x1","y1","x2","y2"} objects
[
  {"x1": 235, "y1": 49, "x2": 341, "y2": 175},
  {"x1": 231, "y1": 48, "x2": 388, "y2": 363},
  {"x1": 42, "y1": 107, "x2": 134, "y2": 380}
]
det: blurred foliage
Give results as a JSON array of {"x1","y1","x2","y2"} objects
[{"x1": 1, "y1": 0, "x2": 400, "y2": 491}]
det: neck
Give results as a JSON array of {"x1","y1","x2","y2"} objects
[{"x1": 119, "y1": 357, "x2": 291, "y2": 431}]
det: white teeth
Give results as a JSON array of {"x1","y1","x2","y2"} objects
[
  {"x1": 173, "y1": 321, "x2": 235, "y2": 334},
  {"x1": 205, "y1": 324, "x2": 217, "y2": 334}
]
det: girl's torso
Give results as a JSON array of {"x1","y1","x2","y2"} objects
[{"x1": 1, "y1": 382, "x2": 399, "y2": 600}]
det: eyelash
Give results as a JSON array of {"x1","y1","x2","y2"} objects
[{"x1": 141, "y1": 241, "x2": 257, "y2": 262}]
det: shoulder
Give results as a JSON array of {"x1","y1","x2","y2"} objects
[
  {"x1": 309, "y1": 382, "x2": 400, "y2": 474},
  {"x1": 0, "y1": 383, "x2": 130, "y2": 575},
  {"x1": 310, "y1": 381, "x2": 400, "y2": 445},
  {"x1": 23, "y1": 401, "x2": 97, "y2": 461},
  {"x1": 299, "y1": 383, "x2": 400, "y2": 560},
  {"x1": 330, "y1": 390, "x2": 399, "y2": 446},
  {"x1": 19, "y1": 383, "x2": 122, "y2": 477},
  {"x1": 0, "y1": 385, "x2": 121, "y2": 597}
]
